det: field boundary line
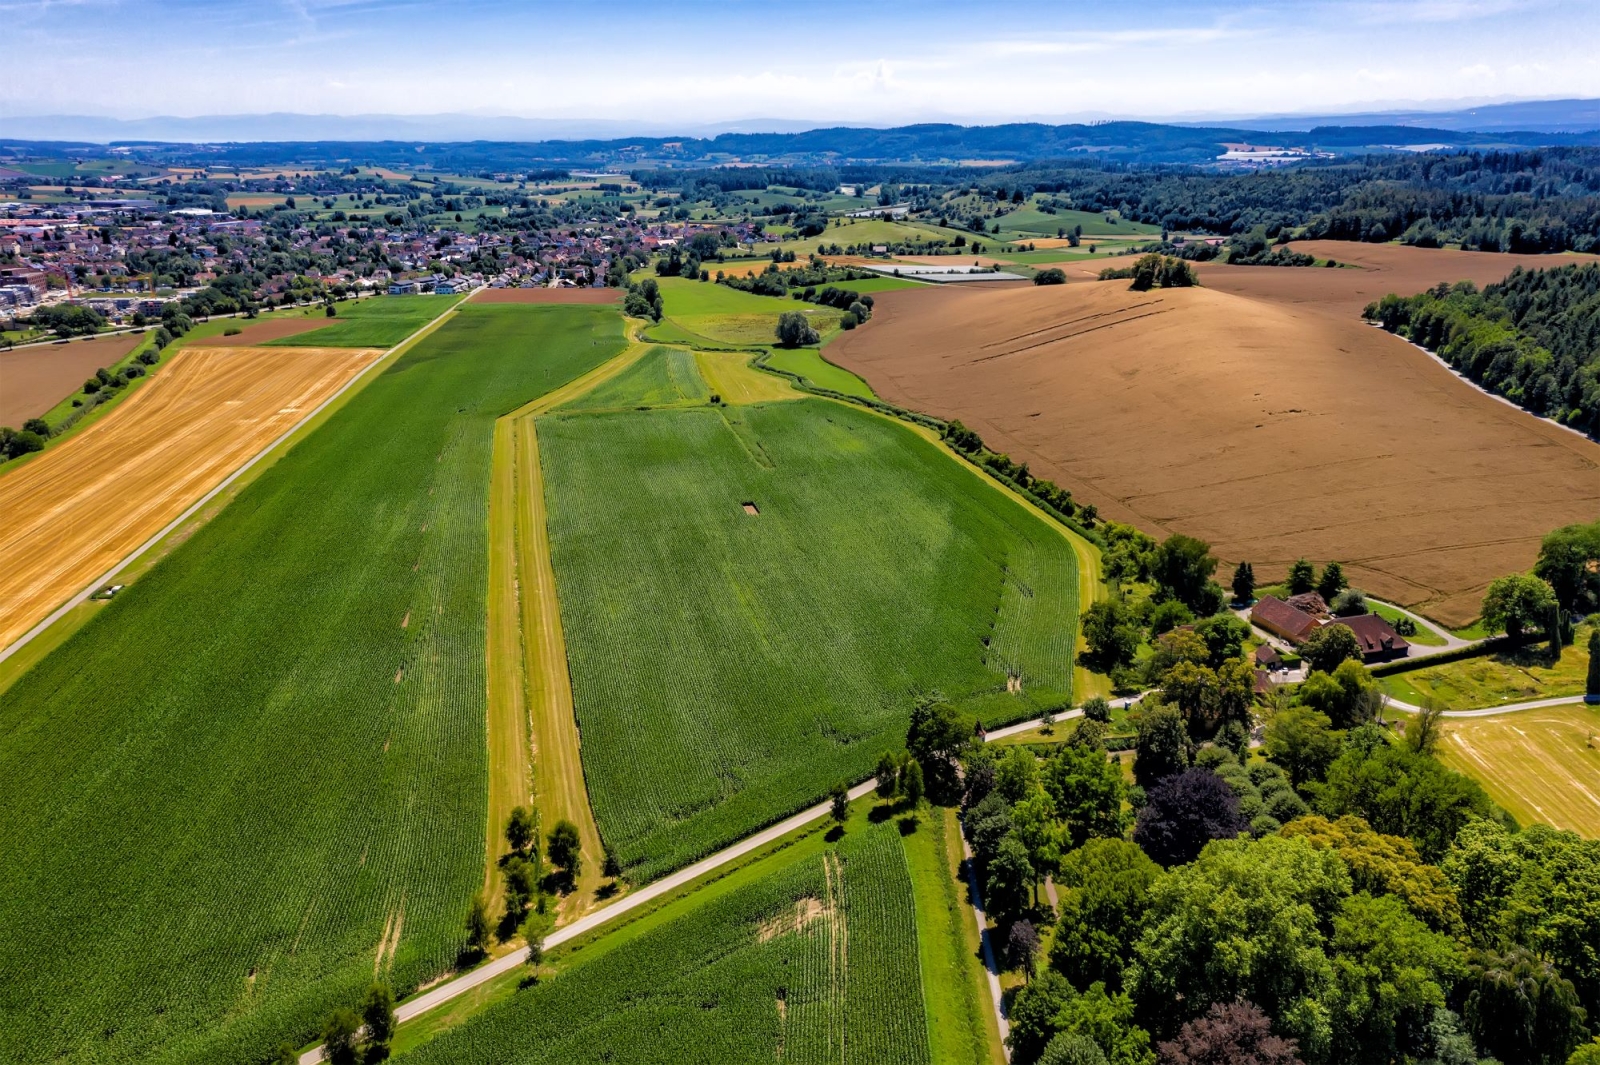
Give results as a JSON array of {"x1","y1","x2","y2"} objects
[
  {"x1": 485, "y1": 339, "x2": 652, "y2": 915},
  {"x1": 0, "y1": 295, "x2": 471, "y2": 666}
]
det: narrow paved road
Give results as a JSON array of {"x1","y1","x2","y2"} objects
[
  {"x1": 298, "y1": 777, "x2": 881, "y2": 1063},
  {"x1": 1388, "y1": 694, "x2": 1590, "y2": 718}
]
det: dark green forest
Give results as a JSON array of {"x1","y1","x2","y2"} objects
[{"x1": 1366, "y1": 263, "x2": 1600, "y2": 436}]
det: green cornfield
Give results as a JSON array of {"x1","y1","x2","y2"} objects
[
  {"x1": 398, "y1": 822, "x2": 929, "y2": 1065},
  {"x1": 0, "y1": 304, "x2": 626, "y2": 1063},
  {"x1": 538, "y1": 397, "x2": 1080, "y2": 880},
  {"x1": 559, "y1": 345, "x2": 709, "y2": 411}
]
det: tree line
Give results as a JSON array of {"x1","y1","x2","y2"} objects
[{"x1": 1366, "y1": 263, "x2": 1600, "y2": 437}]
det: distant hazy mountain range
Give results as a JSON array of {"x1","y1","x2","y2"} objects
[{"x1": 3, "y1": 99, "x2": 1598, "y2": 168}]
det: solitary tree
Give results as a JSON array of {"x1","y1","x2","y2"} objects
[
  {"x1": 547, "y1": 819, "x2": 582, "y2": 880},
  {"x1": 874, "y1": 751, "x2": 900, "y2": 799},
  {"x1": 1082, "y1": 695, "x2": 1113, "y2": 723},
  {"x1": 1286, "y1": 558, "x2": 1316, "y2": 596},
  {"x1": 985, "y1": 835, "x2": 1034, "y2": 920},
  {"x1": 503, "y1": 854, "x2": 537, "y2": 919},
  {"x1": 1231, "y1": 561, "x2": 1255, "y2": 604},
  {"x1": 775, "y1": 311, "x2": 819, "y2": 347},
  {"x1": 465, "y1": 894, "x2": 492, "y2": 956},
  {"x1": 902, "y1": 759, "x2": 925, "y2": 807},
  {"x1": 505, "y1": 805, "x2": 535, "y2": 856},
  {"x1": 362, "y1": 982, "x2": 397, "y2": 1057},
  {"x1": 321, "y1": 1008, "x2": 362, "y2": 1065},
  {"x1": 1007, "y1": 918, "x2": 1041, "y2": 977},
  {"x1": 1481, "y1": 573, "x2": 1558, "y2": 643}
]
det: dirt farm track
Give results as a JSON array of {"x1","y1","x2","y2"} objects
[
  {"x1": 828, "y1": 243, "x2": 1600, "y2": 626},
  {"x1": 0, "y1": 345, "x2": 379, "y2": 649}
]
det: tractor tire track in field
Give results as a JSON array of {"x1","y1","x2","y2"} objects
[{"x1": 484, "y1": 340, "x2": 651, "y2": 916}]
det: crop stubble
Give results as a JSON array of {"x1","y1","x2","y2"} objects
[
  {"x1": 827, "y1": 243, "x2": 1600, "y2": 626},
  {"x1": 0, "y1": 344, "x2": 380, "y2": 649}
]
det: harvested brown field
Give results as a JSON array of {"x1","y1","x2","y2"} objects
[
  {"x1": 0, "y1": 345, "x2": 379, "y2": 648},
  {"x1": 827, "y1": 246, "x2": 1600, "y2": 627},
  {"x1": 470, "y1": 288, "x2": 619, "y2": 304},
  {"x1": 0, "y1": 333, "x2": 145, "y2": 426},
  {"x1": 208, "y1": 317, "x2": 333, "y2": 345}
]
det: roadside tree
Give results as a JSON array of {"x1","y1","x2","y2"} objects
[{"x1": 1481, "y1": 573, "x2": 1559, "y2": 643}]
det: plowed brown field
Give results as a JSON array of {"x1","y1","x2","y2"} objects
[
  {"x1": 827, "y1": 244, "x2": 1600, "y2": 627},
  {"x1": 208, "y1": 317, "x2": 333, "y2": 345},
  {"x1": 0, "y1": 333, "x2": 145, "y2": 425},
  {"x1": 0, "y1": 345, "x2": 379, "y2": 648}
]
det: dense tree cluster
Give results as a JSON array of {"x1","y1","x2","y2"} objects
[{"x1": 961, "y1": 524, "x2": 1597, "y2": 1065}]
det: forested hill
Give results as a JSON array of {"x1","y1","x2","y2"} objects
[
  {"x1": 1367, "y1": 263, "x2": 1600, "y2": 436},
  {"x1": 640, "y1": 150, "x2": 1600, "y2": 254},
  {"x1": 8, "y1": 117, "x2": 1600, "y2": 171}
]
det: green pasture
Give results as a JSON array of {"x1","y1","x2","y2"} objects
[
  {"x1": 1379, "y1": 625, "x2": 1591, "y2": 710},
  {"x1": 538, "y1": 397, "x2": 1081, "y2": 880},
  {"x1": 997, "y1": 203, "x2": 1159, "y2": 238},
  {"x1": 0, "y1": 303, "x2": 627, "y2": 1064},
  {"x1": 650, "y1": 276, "x2": 842, "y2": 347},
  {"x1": 394, "y1": 815, "x2": 928, "y2": 1065},
  {"x1": 263, "y1": 293, "x2": 463, "y2": 348},
  {"x1": 764, "y1": 347, "x2": 876, "y2": 399}
]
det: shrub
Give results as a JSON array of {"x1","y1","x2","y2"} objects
[{"x1": 1034, "y1": 268, "x2": 1067, "y2": 285}]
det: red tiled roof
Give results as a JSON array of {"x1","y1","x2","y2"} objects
[
  {"x1": 1340, "y1": 613, "x2": 1410, "y2": 657},
  {"x1": 1250, "y1": 596, "x2": 1319, "y2": 642}
]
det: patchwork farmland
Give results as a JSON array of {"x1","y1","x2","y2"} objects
[
  {"x1": 0, "y1": 343, "x2": 382, "y2": 648},
  {"x1": 826, "y1": 245, "x2": 1600, "y2": 626},
  {"x1": 0, "y1": 303, "x2": 626, "y2": 1063}
]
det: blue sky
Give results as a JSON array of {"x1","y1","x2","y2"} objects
[{"x1": 1, "y1": 0, "x2": 1596, "y2": 127}]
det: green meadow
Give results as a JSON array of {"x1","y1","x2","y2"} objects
[{"x1": 264, "y1": 293, "x2": 463, "y2": 347}]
